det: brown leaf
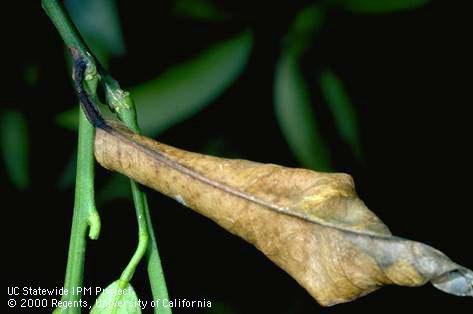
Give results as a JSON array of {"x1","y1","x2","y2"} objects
[{"x1": 94, "y1": 121, "x2": 472, "y2": 306}]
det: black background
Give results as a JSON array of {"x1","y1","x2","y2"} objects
[{"x1": 2, "y1": 0, "x2": 472, "y2": 313}]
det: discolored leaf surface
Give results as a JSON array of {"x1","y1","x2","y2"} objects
[{"x1": 94, "y1": 122, "x2": 472, "y2": 306}]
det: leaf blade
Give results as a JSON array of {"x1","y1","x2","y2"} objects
[{"x1": 95, "y1": 124, "x2": 473, "y2": 305}]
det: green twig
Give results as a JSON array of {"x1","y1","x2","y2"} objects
[
  {"x1": 42, "y1": 1, "x2": 170, "y2": 313},
  {"x1": 107, "y1": 88, "x2": 172, "y2": 314},
  {"x1": 43, "y1": 1, "x2": 101, "y2": 313},
  {"x1": 42, "y1": 0, "x2": 92, "y2": 63}
]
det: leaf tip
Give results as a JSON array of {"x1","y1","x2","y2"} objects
[{"x1": 432, "y1": 266, "x2": 473, "y2": 297}]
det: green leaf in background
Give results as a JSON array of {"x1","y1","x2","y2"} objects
[
  {"x1": 274, "y1": 53, "x2": 332, "y2": 171},
  {"x1": 284, "y1": 5, "x2": 325, "y2": 55},
  {"x1": 56, "y1": 31, "x2": 253, "y2": 137},
  {"x1": 0, "y1": 111, "x2": 30, "y2": 189},
  {"x1": 330, "y1": 0, "x2": 430, "y2": 14},
  {"x1": 174, "y1": 0, "x2": 228, "y2": 20},
  {"x1": 320, "y1": 69, "x2": 363, "y2": 161},
  {"x1": 132, "y1": 30, "x2": 253, "y2": 137},
  {"x1": 274, "y1": 5, "x2": 331, "y2": 171},
  {"x1": 91, "y1": 281, "x2": 141, "y2": 314}
]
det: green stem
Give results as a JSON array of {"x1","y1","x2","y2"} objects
[
  {"x1": 43, "y1": 2, "x2": 101, "y2": 313},
  {"x1": 42, "y1": 0, "x2": 112, "y2": 86},
  {"x1": 107, "y1": 89, "x2": 171, "y2": 314},
  {"x1": 42, "y1": 0, "x2": 91, "y2": 62},
  {"x1": 54, "y1": 82, "x2": 101, "y2": 314},
  {"x1": 43, "y1": 1, "x2": 170, "y2": 313},
  {"x1": 143, "y1": 197, "x2": 171, "y2": 312},
  {"x1": 118, "y1": 180, "x2": 149, "y2": 289}
]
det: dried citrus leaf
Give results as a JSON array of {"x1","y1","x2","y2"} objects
[{"x1": 94, "y1": 122, "x2": 472, "y2": 306}]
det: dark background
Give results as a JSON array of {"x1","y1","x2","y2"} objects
[{"x1": 2, "y1": 0, "x2": 472, "y2": 313}]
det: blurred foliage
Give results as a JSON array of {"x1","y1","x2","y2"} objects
[
  {"x1": 274, "y1": 5, "x2": 332, "y2": 171},
  {"x1": 131, "y1": 30, "x2": 252, "y2": 137},
  {"x1": 173, "y1": 0, "x2": 228, "y2": 20},
  {"x1": 275, "y1": 53, "x2": 332, "y2": 171},
  {"x1": 330, "y1": 0, "x2": 430, "y2": 13},
  {"x1": 1, "y1": 110, "x2": 30, "y2": 189},
  {"x1": 320, "y1": 69, "x2": 362, "y2": 161},
  {"x1": 283, "y1": 4, "x2": 325, "y2": 55}
]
